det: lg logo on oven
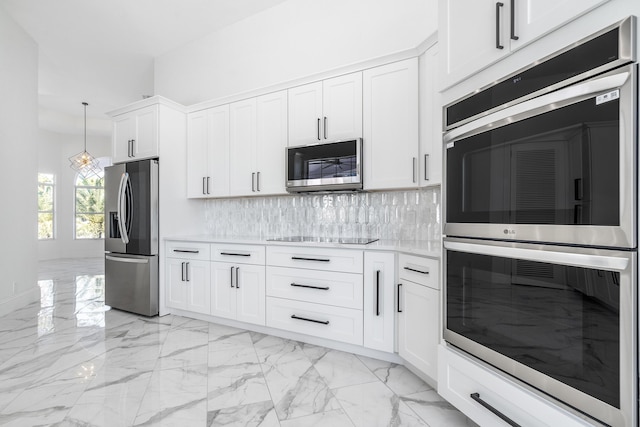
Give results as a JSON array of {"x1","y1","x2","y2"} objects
[{"x1": 503, "y1": 229, "x2": 516, "y2": 236}]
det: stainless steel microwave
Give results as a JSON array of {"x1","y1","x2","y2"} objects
[{"x1": 286, "y1": 139, "x2": 362, "y2": 193}]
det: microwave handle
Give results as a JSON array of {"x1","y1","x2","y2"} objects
[{"x1": 444, "y1": 240, "x2": 629, "y2": 272}]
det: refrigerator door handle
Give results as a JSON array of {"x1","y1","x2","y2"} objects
[
  {"x1": 106, "y1": 255, "x2": 149, "y2": 264},
  {"x1": 117, "y1": 172, "x2": 130, "y2": 244}
]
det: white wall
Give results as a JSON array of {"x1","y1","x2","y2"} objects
[
  {"x1": 37, "y1": 130, "x2": 111, "y2": 260},
  {"x1": 0, "y1": 6, "x2": 39, "y2": 314},
  {"x1": 154, "y1": 0, "x2": 437, "y2": 105}
]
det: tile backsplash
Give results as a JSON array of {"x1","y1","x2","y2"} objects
[{"x1": 204, "y1": 188, "x2": 441, "y2": 241}]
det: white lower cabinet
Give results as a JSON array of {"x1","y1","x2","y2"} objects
[
  {"x1": 397, "y1": 254, "x2": 439, "y2": 380},
  {"x1": 438, "y1": 345, "x2": 594, "y2": 427},
  {"x1": 211, "y1": 261, "x2": 265, "y2": 326},
  {"x1": 363, "y1": 252, "x2": 396, "y2": 353},
  {"x1": 266, "y1": 297, "x2": 363, "y2": 345},
  {"x1": 165, "y1": 242, "x2": 212, "y2": 315}
]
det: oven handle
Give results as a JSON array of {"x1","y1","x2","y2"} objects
[
  {"x1": 444, "y1": 67, "x2": 631, "y2": 144},
  {"x1": 444, "y1": 240, "x2": 629, "y2": 271}
]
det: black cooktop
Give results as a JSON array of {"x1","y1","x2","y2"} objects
[{"x1": 267, "y1": 236, "x2": 379, "y2": 245}]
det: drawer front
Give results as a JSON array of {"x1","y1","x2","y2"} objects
[
  {"x1": 211, "y1": 244, "x2": 266, "y2": 265},
  {"x1": 266, "y1": 266, "x2": 363, "y2": 309},
  {"x1": 165, "y1": 241, "x2": 210, "y2": 261},
  {"x1": 266, "y1": 297, "x2": 363, "y2": 345},
  {"x1": 438, "y1": 345, "x2": 593, "y2": 427},
  {"x1": 267, "y1": 246, "x2": 363, "y2": 274},
  {"x1": 398, "y1": 253, "x2": 439, "y2": 289}
]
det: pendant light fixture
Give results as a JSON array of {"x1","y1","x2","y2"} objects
[{"x1": 69, "y1": 102, "x2": 101, "y2": 177}]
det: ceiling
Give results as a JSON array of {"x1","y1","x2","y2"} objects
[{"x1": 0, "y1": 0, "x2": 288, "y2": 136}]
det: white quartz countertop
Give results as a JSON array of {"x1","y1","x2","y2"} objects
[{"x1": 164, "y1": 235, "x2": 441, "y2": 259}]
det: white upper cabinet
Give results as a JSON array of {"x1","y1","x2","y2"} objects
[
  {"x1": 229, "y1": 91, "x2": 288, "y2": 197},
  {"x1": 186, "y1": 105, "x2": 230, "y2": 198},
  {"x1": 439, "y1": 0, "x2": 609, "y2": 88},
  {"x1": 288, "y1": 72, "x2": 362, "y2": 146},
  {"x1": 419, "y1": 44, "x2": 442, "y2": 187},
  {"x1": 112, "y1": 104, "x2": 159, "y2": 163},
  {"x1": 363, "y1": 58, "x2": 419, "y2": 190}
]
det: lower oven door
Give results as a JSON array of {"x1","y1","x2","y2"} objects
[{"x1": 443, "y1": 237, "x2": 636, "y2": 427}]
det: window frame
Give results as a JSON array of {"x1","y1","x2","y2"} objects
[
  {"x1": 38, "y1": 173, "x2": 56, "y2": 240},
  {"x1": 74, "y1": 172, "x2": 105, "y2": 240}
]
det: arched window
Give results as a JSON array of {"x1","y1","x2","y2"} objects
[{"x1": 74, "y1": 170, "x2": 105, "y2": 239}]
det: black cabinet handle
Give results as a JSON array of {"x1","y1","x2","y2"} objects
[
  {"x1": 375, "y1": 270, "x2": 381, "y2": 316},
  {"x1": 424, "y1": 154, "x2": 429, "y2": 181},
  {"x1": 252, "y1": 172, "x2": 256, "y2": 192},
  {"x1": 207, "y1": 177, "x2": 211, "y2": 194},
  {"x1": 131, "y1": 139, "x2": 135, "y2": 157},
  {"x1": 291, "y1": 314, "x2": 329, "y2": 325},
  {"x1": 181, "y1": 262, "x2": 185, "y2": 282},
  {"x1": 256, "y1": 172, "x2": 260, "y2": 192},
  {"x1": 323, "y1": 116, "x2": 327, "y2": 139},
  {"x1": 290, "y1": 282, "x2": 330, "y2": 291},
  {"x1": 230, "y1": 266, "x2": 235, "y2": 288},
  {"x1": 404, "y1": 266, "x2": 429, "y2": 275},
  {"x1": 470, "y1": 393, "x2": 521, "y2": 427},
  {"x1": 510, "y1": 0, "x2": 519, "y2": 40},
  {"x1": 236, "y1": 266, "x2": 239, "y2": 289},
  {"x1": 185, "y1": 262, "x2": 190, "y2": 282},
  {"x1": 173, "y1": 249, "x2": 200, "y2": 254},
  {"x1": 317, "y1": 118, "x2": 321, "y2": 140},
  {"x1": 397, "y1": 283, "x2": 402, "y2": 313},
  {"x1": 202, "y1": 177, "x2": 206, "y2": 195},
  {"x1": 496, "y1": 2, "x2": 504, "y2": 49},
  {"x1": 291, "y1": 256, "x2": 330, "y2": 262},
  {"x1": 220, "y1": 252, "x2": 251, "y2": 257}
]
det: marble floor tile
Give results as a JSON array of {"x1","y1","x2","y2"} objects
[{"x1": 0, "y1": 258, "x2": 474, "y2": 426}]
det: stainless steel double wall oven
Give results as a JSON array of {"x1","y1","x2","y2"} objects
[{"x1": 443, "y1": 17, "x2": 637, "y2": 427}]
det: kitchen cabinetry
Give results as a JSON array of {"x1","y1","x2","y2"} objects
[
  {"x1": 186, "y1": 105, "x2": 230, "y2": 198},
  {"x1": 210, "y1": 244, "x2": 266, "y2": 326},
  {"x1": 363, "y1": 252, "x2": 395, "y2": 353},
  {"x1": 112, "y1": 104, "x2": 158, "y2": 163},
  {"x1": 439, "y1": 0, "x2": 609, "y2": 88},
  {"x1": 165, "y1": 242, "x2": 211, "y2": 315},
  {"x1": 288, "y1": 72, "x2": 362, "y2": 145},
  {"x1": 438, "y1": 345, "x2": 594, "y2": 427},
  {"x1": 363, "y1": 58, "x2": 419, "y2": 190},
  {"x1": 397, "y1": 253, "x2": 439, "y2": 380},
  {"x1": 229, "y1": 91, "x2": 288, "y2": 196},
  {"x1": 419, "y1": 44, "x2": 441, "y2": 186},
  {"x1": 266, "y1": 246, "x2": 364, "y2": 345}
]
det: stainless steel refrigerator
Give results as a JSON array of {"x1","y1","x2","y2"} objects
[{"x1": 104, "y1": 158, "x2": 159, "y2": 316}]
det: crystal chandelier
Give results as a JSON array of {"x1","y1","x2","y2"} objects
[{"x1": 69, "y1": 102, "x2": 101, "y2": 177}]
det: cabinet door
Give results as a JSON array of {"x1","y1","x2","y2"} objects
[
  {"x1": 229, "y1": 98, "x2": 257, "y2": 196},
  {"x1": 207, "y1": 105, "x2": 230, "y2": 197},
  {"x1": 211, "y1": 262, "x2": 237, "y2": 320},
  {"x1": 510, "y1": 0, "x2": 608, "y2": 51},
  {"x1": 439, "y1": 0, "x2": 508, "y2": 88},
  {"x1": 255, "y1": 91, "x2": 287, "y2": 196},
  {"x1": 185, "y1": 260, "x2": 211, "y2": 315},
  {"x1": 288, "y1": 81, "x2": 323, "y2": 146},
  {"x1": 132, "y1": 105, "x2": 159, "y2": 160},
  {"x1": 363, "y1": 252, "x2": 395, "y2": 353},
  {"x1": 419, "y1": 45, "x2": 442, "y2": 187},
  {"x1": 363, "y1": 58, "x2": 419, "y2": 190},
  {"x1": 166, "y1": 258, "x2": 188, "y2": 310},
  {"x1": 322, "y1": 72, "x2": 362, "y2": 142},
  {"x1": 112, "y1": 114, "x2": 135, "y2": 164},
  {"x1": 186, "y1": 111, "x2": 210, "y2": 198},
  {"x1": 235, "y1": 264, "x2": 266, "y2": 326},
  {"x1": 398, "y1": 281, "x2": 439, "y2": 380}
]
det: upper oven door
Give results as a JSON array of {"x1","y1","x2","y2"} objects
[{"x1": 444, "y1": 64, "x2": 637, "y2": 248}]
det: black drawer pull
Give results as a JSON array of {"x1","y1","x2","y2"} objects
[
  {"x1": 291, "y1": 314, "x2": 329, "y2": 325},
  {"x1": 291, "y1": 256, "x2": 330, "y2": 262},
  {"x1": 404, "y1": 266, "x2": 429, "y2": 275},
  {"x1": 174, "y1": 249, "x2": 200, "y2": 254},
  {"x1": 470, "y1": 393, "x2": 521, "y2": 427},
  {"x1": 291, "y1": 283, "x2": 330, "y2": 291},
  {"x1": 220, "y1": 252, "x2": 251, "y2": 257}
]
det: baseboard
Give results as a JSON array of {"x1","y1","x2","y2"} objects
[{"x1": 0, "y1": 287, "x2": 40, "y2": 318}]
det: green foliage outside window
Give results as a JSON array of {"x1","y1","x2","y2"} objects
[
  {"x1": 75, "y1": 174, "x2": 105, "y2": 239},
  {"x1": 38, "y1": 173, "x2": 55, "y2": 239}
]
